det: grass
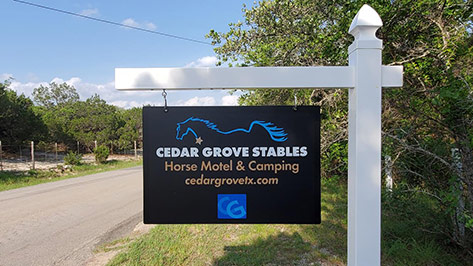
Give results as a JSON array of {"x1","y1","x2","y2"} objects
[
  {"x1": 0, "y1": 159, "x2": 142, "y2": 192},
  {"x1": 381, "y1": 188, "x2": 466, "y2": 266},
  {"x1": 106, "y1": 178, "x2": 470, "y2": 266},
  {"x1": 107, "y1": 178, "x2": 347, "y2": 266}
]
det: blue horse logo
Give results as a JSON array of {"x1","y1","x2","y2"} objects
[{"x1": 175, "y1": 117, "x2": 288, "y2": 143}]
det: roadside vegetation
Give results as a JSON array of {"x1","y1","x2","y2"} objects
[
  {"x1": 207, "y1": 0, "x2": 473, "y2": 259},
  {"x1": 1, "y1": 78, "x2": 143, "y2": 191},
  {"x1": 0, "y1": 158, "x2": 142, "y2": 192},
  {"x1": 106, "y1": 179, "x2": 467, "y2": 266}
]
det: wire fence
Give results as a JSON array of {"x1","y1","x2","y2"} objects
[{"x1": 0, "y1": 141, "x2": 142, "y2": 171}]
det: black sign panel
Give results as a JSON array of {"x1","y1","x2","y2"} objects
[{"x1": 143, "y1": 106, "x2": 320, "y2": 224}]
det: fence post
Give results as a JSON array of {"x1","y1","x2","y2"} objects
[
  {"x1": 55, "y1": 142, "x2": 58, "y2": 161},
  {"x1": 0, "y1": 140, "x2": 3, "y2": 171},
  {"x1": 134, "y1": 141, "x2": 137, "y2": 159},
  {"x1": 94, "y1": 140, "x2": 97, "y2": 150},
  {"x1": 385, "y1": 155, "x2": 393, "y2": 192},
  {"x1": 451, "y1": 148, "x2": 465, "y2": 242},
  {"x1": 110, "y1": 141, "x2": 113, "y2": 155},
  {"x1": 31, "y1": 141, "x2": 35, "y2": 170},
  {"x1": 347, "y1": 5, "x2": 382, "y2": 265}
]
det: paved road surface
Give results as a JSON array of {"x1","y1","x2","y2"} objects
[{"x1": 0, "y1": 166, "x2": 143, "y2": 266}]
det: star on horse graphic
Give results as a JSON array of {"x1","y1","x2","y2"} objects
[{"x1": 175, "y1": 117, "x2": 288, "y2": 144}]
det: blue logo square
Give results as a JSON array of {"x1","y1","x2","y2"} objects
[{"x1": 218, "y1": 194, "x2": 247, "y2": 219}]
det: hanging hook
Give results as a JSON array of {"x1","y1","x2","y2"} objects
[
  {"x1": 293, "y1": 91, "x2": 298, "y2": 111},
  {"x1": 162, "y1": 89, "x2": 168, "y2": 113}
]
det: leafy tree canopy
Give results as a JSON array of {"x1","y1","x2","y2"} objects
[
  {"x1": 117, "y1": 107, "x2": 142, "y2": 150},
  {"x1": 209, "y1": 0, "x2": 473, "y2": 249},
  {"x1": 0, "y1": 80, "x2": 46, "y2": 145},
  {"x1": 32, "y1": 82, "x2": 79, "y2": 108},
  {"x1": 66, "y1": 94, "x2": 122, "y2": 151}
]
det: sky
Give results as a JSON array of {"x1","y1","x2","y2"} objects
[{"x1": 1, "y1": 0, "x2": 255, "y2": 108}]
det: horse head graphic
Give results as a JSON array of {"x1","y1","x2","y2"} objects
[{"x1": 175, "y1": 117, "x2": 288, "y2": 142}]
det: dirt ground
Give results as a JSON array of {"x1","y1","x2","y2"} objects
[
  {"x1": 0, "y1": 154, "x2": 140, "y2": 171},
  {"x1": 85, "y1": 222, "x2": 155, "y2": 266}
]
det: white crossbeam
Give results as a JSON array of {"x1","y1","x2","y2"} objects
[
  {"x1": 115, "y1": 66, "x2": 402, "y2": 90},
  {"x1": 115, "y1": 67, "x2": 353, "y2": 90},
  {"x1": 382, "y1": 65, "x2": 403, "y2": 87}
]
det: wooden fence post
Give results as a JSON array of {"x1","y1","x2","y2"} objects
[
  {"x1": 55, "y1": 142, "x2": 58, "y2": 161},
  {"x1": 31, "y1": 141, "x2": 35, "y2": 170},
  {"x1": 0, "y1": 140, "x2": 3, "y2": 171},
  {"x1": 134, "y1": 141, "x2": 137, "y2": 159}
]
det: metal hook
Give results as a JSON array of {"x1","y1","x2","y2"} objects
[{"x1": 162, "y1": 89, "x2": 168, "y2": 113}]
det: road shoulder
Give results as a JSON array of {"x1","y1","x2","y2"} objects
[{"x1": 86, "y1": 221, "x2": 155, "y2": 266}]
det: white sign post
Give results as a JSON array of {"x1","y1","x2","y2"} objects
[{"x1": 115, "y1": 5, "x2": 402, "y2": 266}]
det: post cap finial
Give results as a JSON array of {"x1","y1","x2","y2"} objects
[{"x1": 348, "y1": 4, "x2": 382, "y2": 36}]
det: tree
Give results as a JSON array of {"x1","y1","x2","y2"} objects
[
  {"x1": 0, "y1": 80, "x2": 46, "y2": 145},
  {"x1": 116, "y1": 107, "x2": 142, "y2": 150},
  {"x1": 32, "y1": 82, "x2": 80, "y2": 144},
  {"x1": 377, "y1": 0, "x2": 473, "y2": 247},
  {"x1": 32, "y1": 82, "x2": 79, "y2": 108},
  {"x1": 208, "y1": 0, "x2": 359, "y2": 178},
  {"x1": 66, "y1": 94, "x2": 122, "y2": 151},
  {"x1": 209, "y1": 0, "x2": 473, "y2": 249},
  {"x1": 35, "y1": 104, "x2": 75, "y2": 144}
]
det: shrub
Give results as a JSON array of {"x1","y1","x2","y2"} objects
[
  {"x1": 27, "y1": 169, "x2": 38, "y2": 176},
  {"x1": 94, "y1": 145, "x2": 110, "y2": 164},
  {"x1": 64, "y1": 151, "x2": 82, "y2": 165}
]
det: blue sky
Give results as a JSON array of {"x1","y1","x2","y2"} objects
[{"x1": 1, "y1": 0, "x2": 254, "y2": 108}]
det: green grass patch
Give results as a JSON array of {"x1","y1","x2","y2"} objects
[
  {"x1": 108, "y1": 225, "x2": 329, "y2": 266},
  {"x1": 381, "y1": 188, "x2": 466, "y2": 266},
  {"x1": 107, "y1": 178, "x2": 470, "y2": 266},
  {"x1": 0, "y1": 159, "x2": 142, "y2": 192},
  {"x1": 107, "y1": 179, "x2": 347, "y2": 266}
]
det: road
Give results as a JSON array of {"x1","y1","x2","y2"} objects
[{"x1": 0, "y1": 166, "x2": 143, "y2": 266}]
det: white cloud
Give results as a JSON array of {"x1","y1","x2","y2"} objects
[
  {"x1": 122, "y1": 18, "x2": 140, "y2": 28},
  {"x1": 51, "y1": 77, "x2": 81, "y2": 87},
  {"x1": 110, "y1": 100, "x2": 156, "y2": 109},
  {"x1": 221, "y1": 95, "x2": 239, "y2": 106},
  {"x1": 3, "y1": 74, "x2": 159, "y2": 109},
  {"x1": 9, "y1": 80, "x2": 46, "y2": 97},
  {"x1": 143, "y1": 22, "x2": 157, "y2": 30},
  {"x1": 185, "y1": 56, "x2": 218, "y2": 67},
  {"x1": 3, "y1": 73, "x2": 241, "y2": 109},
  {"x1": 1, "y1": 73, "x2": 13, "y2": 81},
  {"x1": 121, "y1": 18, "x2": 156, "y2": 30},
  {"x1": 80, "y1": 8, "x2": 99, "y2": 16},
  {"x1": 177, "y1": 96, "x2": 216, "y2": 106}
]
